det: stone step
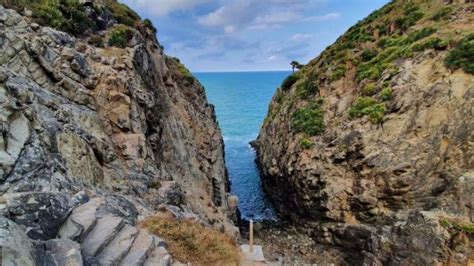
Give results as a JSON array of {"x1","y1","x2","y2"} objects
[
  {"x1": 144, "y1": 246, "x2": 171, "y2": 266},
  {"x1": 59, "y1": 197, "x2": 103, "y2": 241},
  {"x1": 43, "y1": 239, "x2": 83, "y2": 266},
  {"x1": 97, "y1": 224, "x2": 139, "y2": 265},
  {"x1": 119, "y1": 229, "x2": 156, "y2": 266},
  {"x1": 81, "y1": 215, "x2": 125, "y2": 257}
]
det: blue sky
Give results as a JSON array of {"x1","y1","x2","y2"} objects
[{"x1": 121, "y1": 0, "x2": 389, "y2": 72}]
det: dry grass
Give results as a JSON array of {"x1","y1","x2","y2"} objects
[{"x1": 141, "y1": 216, "x2": 240, "y2": 265}]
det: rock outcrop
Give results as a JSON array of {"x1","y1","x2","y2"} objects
[
  {"x1": 256, "y1": 0, "x2": 473, "y2": 264},
  {"x1": 0, "y1": 2, "x2": 235, "y2": 264}
]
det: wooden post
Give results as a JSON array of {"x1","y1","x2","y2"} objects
[{"x1": 249, "y1": 219, "x2": 254, "y2": 253}]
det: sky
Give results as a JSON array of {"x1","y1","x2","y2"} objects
[{"x1": 121, "y1": 0, "x2": 390, "y2": 72}]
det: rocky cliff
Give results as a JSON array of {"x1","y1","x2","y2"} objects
[
  {"x1": 0, "y1": 1, "x2": 236, "y2": 265},
  {"x1": 256, "y1": 0, "x2": 473, "y2": 264}
]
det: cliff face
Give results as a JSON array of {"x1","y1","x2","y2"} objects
[
  {"x1": 256, "y1": 0, "x2": 473, "y2": 264},
  {"x1": 0, "y1": 2, "x2": 235, "y2": 265}
]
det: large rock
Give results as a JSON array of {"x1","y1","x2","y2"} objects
[
  {"x1": 43, "y1": 239, "x2": 83, "y2": 266},
  {"x1": 0, "y1": 193, "x2": 70, "y2": 240},
  {"x1": 0, "y1": 216, "x2": 37, "y2": 266}
]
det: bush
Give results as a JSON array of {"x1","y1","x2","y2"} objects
[
  {"x1": 103, "y1": 0, "x2": 141, "y2": 27},
  {"x1": 444, "y1": 34, "x2": 474, "y2": 74},
  {"x1": 169, "y1": 57, "x2": 194, "y2": 83},
  {"x1": 411, "y1": 37, "x2": 448, "y2": 52},
  {"x1": 348, "y1": 97, "x2": 386, "y2": 124},
  {"x1": 395, "y1": 3, "x2": 423, "y2": 31},
  {"x1": 407, "y1": 27, "x2": 436, "y2": 42},
  {"x1": 292, "y1": 98, "x2": 325, "y2": 136},
  {"x1": 142, "y1": 216, "x2": 240, "y2": 265},
  {"x1": 30, "y1": 0, "x2": 95, "y2": 35},
  {"x1": 296, "y1": 76, "x2": 318, "y2": 98},
  {"x1": 362, "y1": 83, "x2": 377, "y2": 96},
  {"x1": 361, "y1": 49, "x2": 378, "y2": 61},
  {"x1": 357, "y1": 46, "x2": 408, "y2": 81},
  {"x1": 331, "y1": 64, "x2": 346, "y2": 81},
  {"x1": 299, "y1": 138, "x2": 314, "y2": 149},
  {"x1": 377, "y1": 35, "x2": 409, "y2": 49},
  {"x1": 108, "y1": 25, "x2": 134, "y2": 48},
  {"x1": 143, "y1": 18, "x2": 157, "y2": 33},
  {"x1": 381, "y1": 86, "x2": 393, "y2": 101},
  {"x1": 281, "y1": 74, "x2": 299, "y2": 91},
  {"x1": 431, "y1": 7, "x2": 453, "y2": 21}
]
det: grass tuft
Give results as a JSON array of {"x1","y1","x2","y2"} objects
[
  {"x1": 440, "y1": 217, "x2": 474, "y2": 235},
  {"x1": 299, "y1": 138, "x2": 314, "y2": 149},
  {"x1": 348, "y1": 97, "x2": 386, "y2": 124},
  {"x1": 444, "y1": 34, "x2": 474, "y2": 74},
  {"x1": 142, "y1": 216, "x2": 240, "y2": 265}
]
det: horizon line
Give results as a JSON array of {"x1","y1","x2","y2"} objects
[{"x1": 193, "y1": 69, "x2": 292, "y2": 74}]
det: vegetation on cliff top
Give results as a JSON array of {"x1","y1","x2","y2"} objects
[
  {"x1": 142, "y1": 216, "x2": 240, "y2": 265},
  {"x1": 1, "y1": 0, "x2": 157, "y2": 37},
  {"x1": 265, "y1": 0, "x2": 473, "y2": 131}
]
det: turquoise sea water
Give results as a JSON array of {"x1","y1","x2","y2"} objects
[{"x1": 195, "y1": 71, "x2": 290, "y2": 221}]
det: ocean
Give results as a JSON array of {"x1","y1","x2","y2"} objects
[{"x1": 195, "y1": 71, "x2": 290, "y2": 221}]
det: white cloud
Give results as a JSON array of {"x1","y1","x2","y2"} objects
[
  {"x1": 198, "y1": 1, "x2": 254, "y2": 27},
  {"x1": 121, "y1": 0, "x2": 210, "y2": 17},
  {"x1": 224, "y1": 25, "x2": 237, "y2": 33},
  {"x1": 304, "y1": 12, "x2": 341, "y2": 21},
  {"x1": 290, "y1": 33, "x2": 313, "y2": 42},
  {"x1": 197, "y1": 0, "x2": 340, "y2": 33}
]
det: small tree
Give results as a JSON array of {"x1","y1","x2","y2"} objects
[
  {"x1": 290, "y1": 60, "x2": 301, "y2": 73},
  {"x1": 290, "y1": 61, "x2": 304, "y2": 73}
]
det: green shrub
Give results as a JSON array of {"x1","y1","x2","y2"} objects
[
  {"x1": 407, "y1": 27, "x2": 436, "y2": 42},
  {"x1": 362, "y1": 83, "x2": 377, "y2": 96},
  {"x1": 3, "y1": 0, "x2": 143, "y2": 34},
  {"x1": 381, "y1": 86, "x2": 393, "y2": 101},
  {"x1": 377, "y1": 35, "x2": 409, "y2": 49},
  {"x1": 348, "y1": 97, "x2": 386, "y2": 124},
  {"x1": 299, "y1": 138, "x2": 314, "y2": 149},
  {"x1": 357, "y1": 45, "x2": 409, "y2": 81},
  {"x1": 395, "y1": 3, "x2": 423, "y2": 31},
  {"x1": 281, "y1": 74, "x2": 299, "y2": 91},
  {"x1": 431, "y1": 7, "x2": 453, "y2": 21},
  {"x1": 30, "y1": 0, "x2": 95, "y2": 35},
  {"x1": 345, "y1": 26, "x2": 373, "y2": 43},
  {"x1": 108, "y1": 25, "x2": 134, "y2": 48},
  {"x1": 411, "y1": 37, "x2": 448, "y2": 52},
  {"x1": 103, "y1": 0, "x2": 141, "y2": 27},
  {"x1": 331, "y1": 64, "x2": 346, "y2": 81},
  {"x1": 296, "y1": 76, "x2": 318, "y2": 98},
  {"x1": 292, "y1": 98, "x2": 325, "y2": 136},
  {"x1": 361, "y1": 49, "x2": 378, "y2": 61},
  {"x1": 171, "y1": 58, "x2": 194, "y2": 83},
  {"x1": 143, "y1": 18, "x2": 157, "y2": 33},
  {"x1": 444, "y1": 34, "x2": 474, "y2": 74}
]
